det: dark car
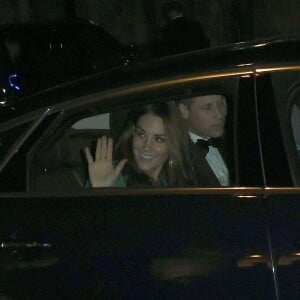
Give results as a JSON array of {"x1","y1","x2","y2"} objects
[
  {"x1": 0, "y1": 18, "x2": 133, "y2": 99},
  {"x1": 0, "y1": 36, "x2": 300, "y2": 299}
]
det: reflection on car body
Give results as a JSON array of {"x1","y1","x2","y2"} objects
[{"x1": 0, "y1": 37, "x2": 300, "y2": 299}]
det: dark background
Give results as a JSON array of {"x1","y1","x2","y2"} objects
[{"x1": 1, "y1": 0, "x2": 300, "y2": 48}]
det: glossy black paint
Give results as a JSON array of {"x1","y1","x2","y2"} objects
[
  {"x1": 0, "y1": 194, "x2": 275, "y2": 299},
  {"x1": 0, "y1": 37, "x2": 300, "y2": 299},
  {"x1": 267, "y1": 195, "x2": 300, "y2": 299}
]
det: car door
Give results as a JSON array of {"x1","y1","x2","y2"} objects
[
  {"x1": 256, "y1": 68, "x2": 300, "y2": 299},
  {"x1": 0, "y1": 70, "x2": 277, "y2": 299}
]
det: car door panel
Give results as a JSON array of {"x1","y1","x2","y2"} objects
[
  {"x1": 0, "y1": 193, "x2": 276, "y2": 299},
  {"x1": 266, "y1": 194, "x2": 300, "y2": 300}
]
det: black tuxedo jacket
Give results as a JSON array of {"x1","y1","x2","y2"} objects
[{"x1": 190, "y1": 139, "x2": 229, "y2": 187}]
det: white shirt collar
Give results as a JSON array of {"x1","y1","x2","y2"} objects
[
  {"x1": 189, "y1": 131, "x2": 229, "y2": 186},
  {"x1": 189, "y1": 131, "x2": 209, "y2": 143}
]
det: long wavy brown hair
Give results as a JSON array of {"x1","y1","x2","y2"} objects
[{"x1": 114, "y1": 101, "x2": 196, "y2": 187}]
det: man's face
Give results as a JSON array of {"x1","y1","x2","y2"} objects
[{"x1": 179, "y1": 95, "x2": 227, "y2": 139}]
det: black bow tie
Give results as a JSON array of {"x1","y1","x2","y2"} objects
[{"x1": 195, "y1": 138, "x2": 220, "y2": 156}]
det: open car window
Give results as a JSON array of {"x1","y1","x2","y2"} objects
[
  {"x1": 25, "y1": 75, "x2": 241, "y2": 193},
  {"x1": 72, "y1": 113, "x2": 110, "y2": 129},
  {"x1": 0, "y1": 74, "x2": 249, "y2": 193}
]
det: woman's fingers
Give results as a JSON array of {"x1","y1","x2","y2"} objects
[
  {"x1": 113, "y1": 159, "x2": 127, "y2": 179},
  {"x1": 107, "y1": 137, "x2": 113, "y2": 161},
  {"x1": 86, "y1": 135, "x2": 114, "y2": 164},
  {"x1": 95, "y1": 136, "x2": 112, "y2": 161},
  {"x1": 95, "y1": 137, "x2": 102, "y2": 161},
  {"x1": 86, "y1": 137, "x2": 125, "y2": 187},
  {"x1": 100, "y1": 136, "x2": 108, "y2": 159},
  {"x1": 84, "y1": 147, "x2": 93, "y2": 164}
]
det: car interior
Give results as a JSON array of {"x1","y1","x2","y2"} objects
[
  {"x1": 23, "y1": 77, "x2": 238, "y2": 192},
  {"x1": 28, "y1": 113, "x2": 112, "y2": 192}
]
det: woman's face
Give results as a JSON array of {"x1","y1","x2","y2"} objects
[{"x1": 132, "y1": 113, "x2": 170, "y2": 181}]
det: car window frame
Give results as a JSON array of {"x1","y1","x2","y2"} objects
[
  {"x1": 265, "y1": 66, "x2": 300, "y2": 186},
  {"x1": 19, "y1": 68, "x2": 265, "y2": 194},
  {"x1": 0, "y1": 108, "x2": 49, "y2": 173}
]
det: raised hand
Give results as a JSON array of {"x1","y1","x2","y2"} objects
[{"x1": 85, "y1": 136, "x2": 127, "y2": 187}]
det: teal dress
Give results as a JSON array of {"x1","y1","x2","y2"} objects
[
  {"x1": 113, "y1": 174, "x2": 127, "y2": 187},
  {"x1": 86, "y1": 161, "x2": 168, "y2": 188},
  {"x1": 114, "y1": 173, "x2": 167, "y2": 187},
  {"x1": 85, "y1": 174, "x2": 126, "y2": 188}
]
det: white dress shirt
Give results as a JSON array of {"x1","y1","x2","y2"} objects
[{"x1": 189, "y1": 132, "x2": 229, "y2": 186}]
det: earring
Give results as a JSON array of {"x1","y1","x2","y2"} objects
[{"x1": 168, "y1": 156, "x2": 174, "y2": 168}]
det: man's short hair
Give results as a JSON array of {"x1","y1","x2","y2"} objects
[{"x1": 179, "y1": 94, "x2": 226, "y2": 109}]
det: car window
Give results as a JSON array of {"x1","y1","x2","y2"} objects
[
  {"x1": 0, "y1": 73, "x2": 265, "y2": 193},
  {"x1": 23, "y1": 75, "x2": 258, "y2": 193},
  {"x1": 27, "y1": 110, "x2": 112, "y2": 192},
  {"x1": 72, "y1": 113, "x2": 110, "y2": 129},
  {"x1": 271, "y1": 70, "x2": 300, "y2": 186}
]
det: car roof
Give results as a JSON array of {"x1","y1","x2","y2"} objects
[{"x1": 1, "y1": 35, "x2": 300, "y2": 122}]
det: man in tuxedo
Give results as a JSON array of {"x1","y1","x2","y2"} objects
[
  {"x1": 178, "y1": 95, "x2": 229, "y2": 186},
  {"x1": 158, "y1": 1, "x2": 210, "y2": 57}
]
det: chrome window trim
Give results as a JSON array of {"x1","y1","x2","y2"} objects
[
  {"x1": 256, "y1": 65, "x2": 300, "y2": 73},
  {"x1": 48, "y1": 69, "x2": 254, "y2": 114},
  {"x1": 48, "y1": 65, "x2": 300, "y2": 116},
  {"x1": 263, "y1": 186, "x2": 300, "y2": 194},
  {"x1": 0, "y1": 187, "x2": 265, "y2": 198},
  {"x1": 1, "y1": 186, "x2": 299, "y2": 199},
  {"x1": 0, "y1": 187, "x2": 300, "y2": 201}
]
